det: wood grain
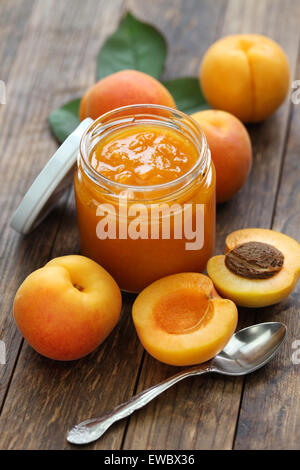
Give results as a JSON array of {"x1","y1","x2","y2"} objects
[
  {"x1": 0, "y1": 0, "x2": 299, "y2": 451},
  {"x1": 0, "y1": 0, "x2": 42, "y2": 409},
  {"x1": 0, "y1": 0, "x2": 128, "y2": 449},
  {"x1": 123, "y1": 0, "x2": 300, "y2": 450},
  {"x1": 234, "y1": 55, "x2": 300, "y2": 450},
  {"x1": 127, "y1": 0, "x2": 228, "y2": 80},
  {"x1": 0, "y1": 0, "x2": 35, "y2": 82}
]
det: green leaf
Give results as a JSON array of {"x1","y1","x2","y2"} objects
[
  {"x1": 97, "y1": 12, "x2": 167, "y2": 80},
  {"x1": 163, "y1": 77, "x2": 210, "y2": 114},
  {"x1": 49, "y1": 98, "x2": 81, "y2": 143}
]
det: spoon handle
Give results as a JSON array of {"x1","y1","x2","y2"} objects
[{"x1": 67, "y1": 364, "x2": 211, "y2": 445}]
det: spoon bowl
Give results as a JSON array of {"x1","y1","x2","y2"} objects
[
  {"x1": 67, "y1": 321, "x2": 287, "y2": 445},
  {"x1": 211, "y1": 321, "x2": 287, "y2": 376}
]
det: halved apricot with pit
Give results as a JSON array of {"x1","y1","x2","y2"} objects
[
  {"x1": 132, "y1": 273, "x2": 238, "y2": 366},
  {"x1": 207, "y1": 228, "x2": 300, "y2": 308}
]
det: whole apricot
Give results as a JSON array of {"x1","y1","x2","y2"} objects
[
  {"x1": 13, "y1": 255, "x2": 122, "y2": 361},
  {"x1": 80, "y1": 70, "x2": 176, "y2": 120},
  {"x1": 200, "y1": 34, "x2": 290, "y2": 122},
  {"x1": 191, "y1": 110, "x2": 252, "y2": 203}
]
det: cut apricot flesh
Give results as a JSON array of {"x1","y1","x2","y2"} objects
[
  {"x1": 207, "y1": 228, "x2": 300, "y2": 308},
  {"x1": 132, "y1": 273, "x2": 238, "y2": 366}
]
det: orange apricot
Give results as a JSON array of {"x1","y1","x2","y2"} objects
[
  {"x1": 79, "y1": 70, "x2": 176, "y2": 121},
  {"x1": 191, "y1": 110, "x2": 252, "y2": 203},
  {"x1": 13, "y1": 255, "x2": 122, "y2": 361},
  {"x1": 207, "y1": 228, "x2": 300, "y2": 307},
  {"x1": 132, "y1": 273, "x2": 238, "y2": 366},
  {"x1": 200, "y1": 34, "x2": 290, "y2": 122}
]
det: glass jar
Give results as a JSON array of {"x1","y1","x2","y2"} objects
[{"x1": 74, "y1": 104, "x2": 216, "y2": 292}]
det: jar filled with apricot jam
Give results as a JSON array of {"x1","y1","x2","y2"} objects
[{"x1": 74, "y1": 105, "x2": 216, "y2": 292}]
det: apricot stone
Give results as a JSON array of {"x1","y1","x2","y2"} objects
[
  {"x1": 132, "y1": 273, "x2": 238, "y2": 366},
  {"x1": 200, "y1": 34, "x2": 290, "y2": 122},
  {"x1": 207, "y1": 229, "x2": 300, "y2": 307},
  {"x1": 191, "y1": 110, "x2": 252, "y2": 203},
  {"x1": 79, "y1": 70, "x2": 176, "y2": 121},
  {"x1": 13, "y1": 255, "x2": 122, "y2": 361}
]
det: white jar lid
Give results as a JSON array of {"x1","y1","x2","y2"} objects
[{"x1": 10, "y1": 118, "x2": 93, "y2": 235}]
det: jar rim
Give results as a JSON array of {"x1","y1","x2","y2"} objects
[{"x1": 79, "y1": 104, "x2": 210, "y2": 195}]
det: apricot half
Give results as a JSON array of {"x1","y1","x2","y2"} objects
[
  {"x1": 207, "y1": 229, "x2": 300, "y2": 308},
  {"x1": 132, "y1": 273, "x2": 238, "y2": 366}
]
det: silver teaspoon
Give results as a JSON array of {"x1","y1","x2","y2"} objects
[{"x1": 67, "y1": 321, "x2": 287, "y2": 445}]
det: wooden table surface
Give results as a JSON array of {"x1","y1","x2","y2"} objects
[{"x1": 0, "y1": 0, "x2": 299, "y2": 450}]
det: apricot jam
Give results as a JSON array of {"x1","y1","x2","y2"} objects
[
  {"x1": 90, "y1": 125, "x2": 198, "y2": 186},
  {"x1": 74, "y1": 105, "x2": 216, "y2": 292}
]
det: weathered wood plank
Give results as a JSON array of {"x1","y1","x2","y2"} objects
[
  {"x1": 0, "y1": 0, "x2": 128, "y2": 450},
  {"x1": 0, "y1": 0, "x2": 42, "y2": 409},
  {"x1": 0, "y1": 0, "x2": 35, "y2": 82},
  {"x1": 123, "y1": 0, "x2": 300, "y2": 450},
  {"x1": 234, "y1": 54, "x2": 300, "y2": 450},
  {"x1": 131, "y1": 0, "x2": 228, "y2": 80}
]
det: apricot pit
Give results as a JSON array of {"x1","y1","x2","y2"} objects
[
  {"x1": 225, "y1": 241, "x2": 284, "y2": 279},
  {"x1": 132, "y1": 273, "x2": 238, "y2": 366}
]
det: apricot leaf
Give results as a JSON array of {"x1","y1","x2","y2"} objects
[
  {"x1": 49, "y1": 98, "x2": 80, "y2": 143},
  {"x1": 97, "y1": 12, "x2": 167, "y2": 80},
  {"x1": 163, "y1": 78, "x2": 210, "y2": 114}
]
